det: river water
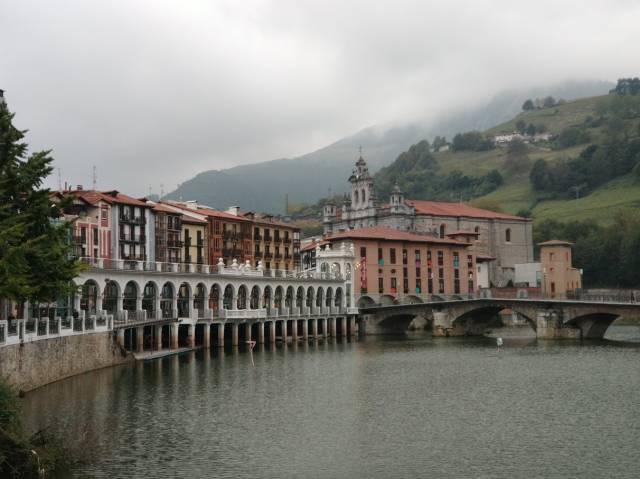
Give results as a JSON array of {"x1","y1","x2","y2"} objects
[{"x1": 22, "y1": 325, "x2": 640, "y2": 479}]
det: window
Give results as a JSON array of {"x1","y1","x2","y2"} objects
[
  {"x1": 390, "y1": 248, "x2": 396, "y2": 264},
  {"x1": 390, "y1": 277, "x2": 397, "y2": 293},
  {"x1": 403, "y1": 267, "x2": 408, "y2": 277},
  {"x1": 415, "y1": 250, "x2": 421, "y2": 264},
  {"x1": 361, "y1": 189, "x2": 366, "y2": 204},
  {"x1": 453, "y1": 252, "x2": 459, "y2": 269},
  {"x1": 92, "y1": 227, "x2": 98, "y2": 245},
  {"x1": 416, "y1": 279, "x2": 421, "y2": 294},
  {"x1": 360, "y1": 246, "x2": 367, "y2": 259},
  {"x1": 439, "y1": 224, "x2": 446, "y2": 238},
  {"x1": 549, "y1": 252, "x2": 555, "y2": 261},
  {"x1": 402, "y1": 249, "x2": 408, "y2": 265},
  {"x1": 403, "y1": 278, "x2": 409, "y2": 294},
  {"x1": 416, "y1": 267, "x2": 421, "y2": 277},
  {"x1": 355, "y1": 190, "x2": 359, "y2": 204},
  {"x1": 438, "y1": 278, "x2": 445, "y2": 294},
  {"x1": 437, "y1": 251, "x2": 444, "y2": 266},
  {"x1": 467, "y1": 255, "x2": 473, "y2": 269},
  {"x1": 454, "y1": 279, "x2": 460, "y2": 294},
  {"x1": 378, "y1": 277, "x2": 384, "y2": 294},
  {"x1": 378, "y1": 248, "x2": 384, "y2": 265},
  {"x1": 505, "y1": 228, "x2": 511, "y2": 242}
]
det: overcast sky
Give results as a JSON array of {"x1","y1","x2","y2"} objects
[{"x1": 1, "y1": 0, "x2": 639, "y2": 195}]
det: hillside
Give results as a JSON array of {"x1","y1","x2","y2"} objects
[
  {"x1": 448, "y1": 94, "x2": 640, "y2": 225},
  {"x1": 166, "y1": 80, "x2": 612, "y2": 214}
]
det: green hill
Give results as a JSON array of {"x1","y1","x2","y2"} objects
[{"x1": 381, "y1": 92, "x2": 640, "y2": 226}]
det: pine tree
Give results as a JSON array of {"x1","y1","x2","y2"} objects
[{"x1": 0, "y1": 97, "x2": 81, "y2": 318}]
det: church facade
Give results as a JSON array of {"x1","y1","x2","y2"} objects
[{"x1": 322, "y1": 155, "x2": 534, "y2": 286}]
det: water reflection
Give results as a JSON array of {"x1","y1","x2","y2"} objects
[{"x1": 21, "y1": 325, "x2": 640, "y2": 479}]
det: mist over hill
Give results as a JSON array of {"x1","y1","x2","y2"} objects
[{"x1": 166, "y1": 80, "x2": 612, "y2": 213}]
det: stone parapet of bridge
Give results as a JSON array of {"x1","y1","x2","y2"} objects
[{"x1": 358, "y1": 297, "x2": 640, "y2": 339}]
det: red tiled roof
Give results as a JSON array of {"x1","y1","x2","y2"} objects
[
  {"x1": 152, "y1": 202, "x2": 182, "y2": 214},
  {"x1": 407, "y1": 200, "x2": 528, "y2": 221},
  {"x1": 475, "y1": 253, "x2": 496, "y2": 261},
  {"x1": 327, "y1": 226, "x2": 469, "y2": 246},
  {"x1": 165, "y1": 202, "x2": 249, "y2": 221},
  {"x1": 300, "y1": 238, "x2": 327, "y2": 252},
  {"x1": 62, "y1": 190, "x2": 113, "y2": 205},
  {"x1": 100, "y1": 190, "x2": 151, "y2": 207}
]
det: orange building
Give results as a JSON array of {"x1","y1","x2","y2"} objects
[
  {"x1": 327, "y1": 226, "x2": 477, "y2": 299},
  {"x1": 539, "y1": 240, "x2": 582, "y2": 298}
]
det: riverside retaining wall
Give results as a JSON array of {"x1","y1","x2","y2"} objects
[{"x1": 0, "y1": 331, "x2": 133, "y2": 392}]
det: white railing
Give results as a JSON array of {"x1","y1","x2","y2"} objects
[
  {"x1": 223, "y1": 309, "x2": 267, "y2": 319},
  {"x1": 79, "y1": 256, "x2": 342, "y2": 282},
  {"x1": 0, "y1": 315, "x2": 112, "y2": 348}
]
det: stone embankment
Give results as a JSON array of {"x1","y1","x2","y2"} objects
[{"x1": 0, "y1": 332, "x2": 131, "y2": 392}]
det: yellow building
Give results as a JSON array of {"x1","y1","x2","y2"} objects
[
  {"x1": 539, "y1": 240, "x2": 582, "y2": 298},
  {"x1": 245, "y1": 213, "x2": 301, "y2": 271}
]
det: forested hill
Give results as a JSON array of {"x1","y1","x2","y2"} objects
[{"x1": 166, "y1": 80, "x2": 611, "y2": 214}]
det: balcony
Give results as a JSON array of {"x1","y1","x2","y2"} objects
[
  {"x1": 223, "y1": 231, "x2": 246, "y2": 241},
  {"x1": 263, "y1": 236, "x2": 272, "y2": 243},
  {"x1": 274, "y1": 253, "x2": 282, "y2": 260},
  {"x1": 274, "y1": 236, "x2": 282, "y2": 244},
  {"x1": 283, "y1": 237, "x2": 291, "y2": 245},
  {"x1": 119, "y1": 215, "x2": 146, "y2": 225},
  {"x1": 167, "y1": 239, "x2": 184, "y2": 248},
  {"x1": 254, "y1": 234, "x2": 262, "y2": 242},
  {"x1": 120, "y1": 233, "x2": 146, "y2": 243},
  {"x1": 263, "y1": 251, "x2": 273, "y2": 259},
  {"x1": 254, "y1": 250, "x2": 263, "y2": 258}
]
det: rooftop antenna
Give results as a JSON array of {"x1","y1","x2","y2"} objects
[
  {"x1": 57, "y1": 167, "x2": 62, "y2": 191},
  {"x1": 285, "y1": 193, "x2": 289, "y2": 215},
  {"x1": 160, "y1": 183, "x2": 164, "y2": 200},
  {"x1": 92, "y1": 166, "x2": 97, "y2": 190},
  {"x1": 359, "y1": 145, "x2": 363, "y2": 157}
]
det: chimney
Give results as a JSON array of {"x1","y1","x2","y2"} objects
[
  {"x1": 185, "y1": 200, "x2": 198, "y2": 210},
  {"x1": 227, "y1": 206, "x2": 240, "y2": 216},
  {"x1": 77, "y1": 185, "x2": 83, "y2": 191}
]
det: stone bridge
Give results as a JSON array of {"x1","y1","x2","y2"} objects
[{"x1": 359, "y1": 298, "x2": 640, "y2": 339}]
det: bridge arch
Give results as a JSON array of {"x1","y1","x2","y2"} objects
[
  {"x1": 450, "y1": 303, "x2": 537, "y2": 336},
  {"x1": 194, "y1": 283, "x2": 207, "y2": 315},
  {"x1": 403, "y1": 294, "x2": 423, "y2": 304},
  {"x1": 296, "y1": 286, "x2": 305, "y2": 310},
  {"x1": 306, "y1": 287, "x2": 315, "y2": 311},
  {"x1": 103, "y1": 280, "x2": 120, "y2": 314},
  {"x1": 160, "y1": 281, "x2": 175, "y2": 318},
  {"x1": 274, "y1": 286, "x2": 284, "y2": 313},
  {"x1": 325, "y1": 287, "x2": 333, "y2": 308},
  {"x1": 123, "y1": 280, "x2": 139, "y2": 312},
  {"x1": 250, "y1": 285, "x2": 261, "y2": 309},
  {"x1": 263, "y1": 285, "x2": 273, "y2": 312},
  {"x1": 178, "y1": 282, "x2": 192, "y2": 317},
  {"x1": 223, "y1": 284, "x2": 235, "y2": 310},
  {"x1": 357, "y1": 295, "x2": 376, "y2": 308},
  {"x1": 335, "y1": 287, "x2": 343, "y2": 308},
  {"x1": 285, "y1": 286, "x2": 294, "y2": 313},
  {"x1": 81, "y1": 279, "x2": 100, "y2": 314},
  {"x1": 237, "y1": 284, "x2": 248, "y2": 310},
  {"x1": 379, "y1": 294, "x2": 395, "y2": 306},
  {"x1": 564, "y1": 312, "x2": 621, "y2": 339},
  {"x1": 316, "y1": 287, "x2": 324, "y2": 311},
  {"x1": 209, "y1": 283, "x2": 222, "y2": 311},
  {"x1": 142, "y1": 281, "x2": 158, "y2": 319}
]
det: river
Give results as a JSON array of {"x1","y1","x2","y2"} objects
[{"x1": 22, "y1": 325, "x2": 640, "y2": 478}]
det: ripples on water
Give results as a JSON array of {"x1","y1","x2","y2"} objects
[{"x1": 22, "y1": 325, "x2": 640, "y2": 479}]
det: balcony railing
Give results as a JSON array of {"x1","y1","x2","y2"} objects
[
  {"x1": 119, "y1": 215, "x2": 146, "y2": 225},
  {"x1": 283, "y1": 238, "x2": 291, "y2": 245},
  {"x1": 72, "y1": 234, "x2": 86, "y2": 244},
  {"x1": 120, "y1": 233, "x2": 146, "y2": 242}
]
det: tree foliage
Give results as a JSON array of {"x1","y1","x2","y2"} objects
[
  {"x1": 610, "y1": 77, "x2": 640, "y2": 96},
  {"x1": 0, "y1": 100, "x2": 81, "y2": 310},
  {"x1": 451, "y1": 131, "x2": 493, "y2": 152},
  {"x1": 535, "y1": 212, "x2": 640, "y2": 287}
]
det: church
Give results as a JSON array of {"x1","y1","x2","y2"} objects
[{"x1": 322, "y1": 154, "x2": 534, "y2": 286}]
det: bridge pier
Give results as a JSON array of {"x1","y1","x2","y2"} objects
[
  {"x1": 281, "y1": 320, "x2": 287, "y2": 342},
  {"x1": 340, "y1": 317, "x2": 347, "y2": 337},
  {"x1": 155, "y1": 325, "x2": 163, "y2": 350},
  {"x1": 270, "y1": 321, "x2": 276, "y2": 344},
  {"x1": 302, "y1": 319, "x2": 308, "y2": 340},
  {"x1": 217, "y1": 323, "x2": 225, "y2": 348},
  {"x1": 536, "y1": 311, "x2": 581, "y2": 339},
  {"x1": 202, "y1": 324, "x2": 211, "y2": 348},
  {"x1": 349, "y1": 317, "x2": 356, "y2": 337},
  {"x1": 291, "y1": 320, "x2": 298, "y2": 341},
  {"x1": 258, "y1": 321, "x2": 265, "y2": 344},
  {"x1": 231, "y1": 323, "x2": 239, "y2": 346},
  {"x1": 312, "y1": 318, "x2": 318, "y2": 338},
  {"x1": 170, "y1": 324, "x2": 179, "y2": 349},
  {"x1": 136, "y1": 326, "x2": 144, "y2": 352}
]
